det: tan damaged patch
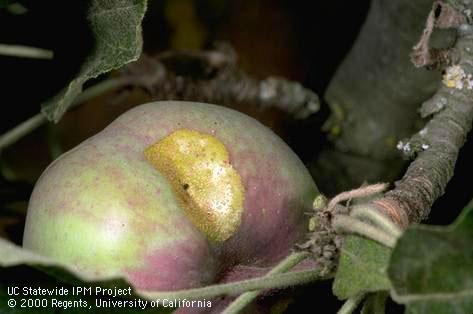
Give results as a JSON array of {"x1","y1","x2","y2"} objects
[{"x1": 144, "y1": 129, "x2": 244, "y2": 242}]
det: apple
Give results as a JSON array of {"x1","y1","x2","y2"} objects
[{"x1": 23, "y1": 101, "x2": 318, "y2": 291}]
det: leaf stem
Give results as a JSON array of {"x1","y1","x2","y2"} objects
[
  {"x1": 351, "y1": 206, "x2": 403, "y2": 239},
  {"x1": 337, "y1": 294, "x2": 365, "y2": 314},
  {"x1": 222, "y1": 251, "x2": 311, "y2": 314},
  {"x1": 0, "y1": 77, "x2": 129, "y2": 151},
  {"x1": 0, "y1": 114, "x2": 46, "y2": 152},
  {"x1": 138, "y1": 268, "x2": 322, "y2": 301},
  {"x1": 0, "y1": 44, "x2": 53, "y2": 59},
  {"x1": 332, "y1": 215, "x2": 397, "y2": 248},
  {"x1": 361, "y1": 292, "x2": 388, "y2": 314},
  {"x1": 73, "y1": 77, "x2": 129, "y2": 105}
]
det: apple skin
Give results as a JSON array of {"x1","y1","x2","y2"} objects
[{"x1": 23, "y1": 101, "x2": 318, "y2": 291}]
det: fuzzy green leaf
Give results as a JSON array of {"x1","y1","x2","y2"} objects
[
  {"x1": 41, "y1": 0, "x2": 147, "y2": 122},
  {"x1": 0, "y1": 238, "x2": 171, "y2": 313},
  {"x1": 0, "y1": 0, "x2": 12, "y2": 8},
  {"x1": 333, "y1": 236, "x2": 391, "y2": 299},
  {"x1": 389, "y1": 206, "x2": 473, "y2": 314}
]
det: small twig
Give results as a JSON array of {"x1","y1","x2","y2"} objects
[
  {"x1": 332, "y1": 215, "x2": 397, "y2": 248},
  {"x1": 123, "y1": 45, "x2": 320, "y2": 119},
  {"x1": 222, "y1": 251, "x2": 310, "y2": 314},
  {"x1": 337, "y1": 294, "x2": 365, "y2": 314},
  {"x1": 0, "y1": 44, "x2": 53, "y2": 59}
]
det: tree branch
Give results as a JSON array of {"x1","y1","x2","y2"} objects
[
  {"x1": 303, "y1": 1, "x2": 473, "y2": 276},
  {"x1": 329, "y1": 1, "x2": 473, "y2": 227},
  {"x1": 374, "y1": 30, "x2": 473, "y2": 225},
  {"x1": 314, "y1": 0, "x2": 455, "y2": 194},
  {"x1": 0, "y1": 44, "x2": 319, "y2": 152},
  {"x1": 122, "y1": 43, "x2": 320, "y2": 119}
]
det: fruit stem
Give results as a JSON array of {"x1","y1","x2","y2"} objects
[
  {"x1": 222, "y1": 251, "x2": 310, "y2": 314},
  {"x1": 336, "y1": 294, "x2": 365, "y2": 314},
  {"x1": 350, "y1": 206, "x2": 403, "y2": 238},
  {"x1": 139, "y1": 265, "x2": 323, "y2": 301},
  {"x1": 332, "y1": 215, "x2": 397, "y2": 248}
]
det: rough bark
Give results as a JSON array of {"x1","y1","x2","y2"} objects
[
  {"x1": 304, "y1": 0, "x2": 473, "y2": 277},
  {"x1": 314, "y1": 0, "x2": 455, "y2": 194},
  {"x1": 376, "y1": 25, "x2": 473, "y2": 225}
]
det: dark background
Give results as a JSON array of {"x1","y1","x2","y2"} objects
[{"x1": 1, "y1": 1, "x2": 469, "y2": 312}]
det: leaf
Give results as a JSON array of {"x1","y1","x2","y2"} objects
[
  {"x1": 333, "y1": 235, "x2": 392, "y2": 299},
  {"x1": 0, "y1": 0, "x2": 12, "y2": 8},
  {"x1": 388, "y1": 206, "x2": 473, "y2": 314},
  {"x1": 0, "y1": 238, "x2": 171, "y2": 313},
  {"x1": 41, "y1": 0, "x2": 148, "y2": 122}
]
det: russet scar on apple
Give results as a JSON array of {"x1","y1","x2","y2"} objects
[{"x1": 144, "y1": 129, "x2": 245, "y2": 242}]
